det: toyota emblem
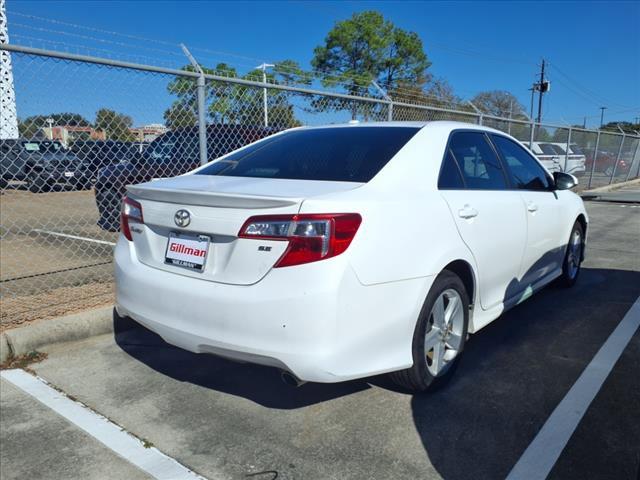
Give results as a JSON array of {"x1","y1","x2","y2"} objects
[{"x1": 174, "y1": 209, "x2": 191, "y2": 228}]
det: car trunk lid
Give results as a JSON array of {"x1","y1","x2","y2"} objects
[{"x1": 125, "y1": 174, "x2": 362, "y2": 285}]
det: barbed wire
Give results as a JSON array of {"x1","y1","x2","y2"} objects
[{"x1": 8, "y1": 10, "x2": 635, "y2": 121}]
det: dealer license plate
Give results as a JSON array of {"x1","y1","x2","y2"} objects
[{"x1": 165, "y1": 232, "x2": 210, "y2": 272}]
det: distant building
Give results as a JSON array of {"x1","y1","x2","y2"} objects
[
  {"x1": 42, "y1": 126, "x2": 106, "y2": 147},
  {"x1": 130, "y1": 123, "x2": 168, "y2": 143}
]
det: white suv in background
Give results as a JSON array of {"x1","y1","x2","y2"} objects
[
  {"x1": 522, "y1": 141, "x2": 586, "y2": 176},
  {"x1": 522, "y1": 141, "x2": 562, "y2": 172},
  {"x1": 550, "y1": 143, "x2": 587, "y2": 176}
]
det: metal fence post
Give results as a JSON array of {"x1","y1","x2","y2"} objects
[
  {"x1": 196, "y1": 75, "x2": 207, "y2": 166},
  {"x1": 181, "y1": 44, "x2": 208, "y2": 166},
  {"x1": 564, "y1": 127, "x2": 572, "y2": 173},
  {"x1": 609, "y1": 133, "x2": 625, "y2": 184},
  {"x1": 587, "y1": 131, "x2": 601, "y2": 189},
  {"x1": 529, "y1": 121, "x2": 535, "y2": 149},
  {"x1": 625, "y1": 137, "x2": 640, "y2": 182},
  {"x1": 370, "y1": 80, "x2": 393, "y2": 122}
]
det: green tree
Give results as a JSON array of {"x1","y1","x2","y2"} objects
[
  {"x1": 95, "y1": 108, "x2": 134, "y2": 141},
  {"x1": 600, "y1": 121, "x2": 640, "y2": 133},
  {"x1": 166, "y1": 64, "x2": 222, "y2": 127},
  {"x1": 311, "y1": 11, "x2": 430, "y2": 118},
  {"x1": 470, "y1": 90, "x2": 528, "y2": 119},
  {"x1": 163, "y1": 102, "x2": 198, "y2": 129},
  {"x1": 18, "y1": 113, "x2": 91, "y2": 139},
  {"x1": 165, "y1": 61, "x2": 303, "y2": 128}
]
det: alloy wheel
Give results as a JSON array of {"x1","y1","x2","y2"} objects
[
  {"x1": 566, "y1": 229, "x2": 582, "y2": 279},
  {"x1": 424, "y1": 288, "x2": 465, "y2": 377}
]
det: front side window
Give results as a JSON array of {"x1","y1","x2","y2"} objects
[
  {"x1": 491, "y1": 135, "x2": 552, "y2": 191},
  {"x1": 448, "y1": 132, "x2": 507, "y2": 190},
  {"x1": 197, "y1": 127, "x2": 419, "y2": 183}
]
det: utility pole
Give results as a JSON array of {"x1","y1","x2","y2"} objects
[
  {"x1": 583, "y1": 117, "x2": 587, "y2": 129},
  {"x1": 256, "y1": 63, "x2": 274, "y2": 127},
  {"x1": 599, "y1": 107, "x2": 607, "y2": 128},
  {"x1": 536, "y1": 59, "x2": 546, "y2": 124}
]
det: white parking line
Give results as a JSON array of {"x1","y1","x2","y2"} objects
[
  {"x1": 0, "y1": 369, "x2": 208, "y2": 480},
  {"x1": 507, "y1": 296, "x2": 640, "y2": 480},
  {"x1": 32, "y1": 228, "x2": 116, "y2": 246}
]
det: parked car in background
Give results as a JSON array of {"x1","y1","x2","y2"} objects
[
  {"x1": 24, "y1": 140, "x2": 83, "y2": 192},
  {"x1": 583, "y1": 148, "x2": 629, "y2": 176},
  {"x1": 547, "y1": 143, "x2": 586, "y2": 176},
  {"x1": 0, "y1": 139, "x2": 81, "y2": 192},
  {"x1": 115, "y1": 121, "x2": 587, "y2": 391},
  {"x1": 521, "y1": 141, "x2": 561, "y2": 172},
  {"x1": 95, "y1": 125, "x2": 277, "y2": 231},
  {"x1": 1, "y1": 139, "x2": 29, "y2": 188},
  {"x1": 69, "y1": 140, "x2": 140, "y2": 189}
]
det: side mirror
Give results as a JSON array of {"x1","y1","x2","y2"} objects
[{"x1": 553, "y1": 171, "x2": 578, "y2": 190}]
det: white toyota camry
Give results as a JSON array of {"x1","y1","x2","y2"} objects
[{"x1": 115, "y1": 121, "x2": 587, "y2": 391}]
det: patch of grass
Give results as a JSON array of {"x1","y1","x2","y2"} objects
[
  {"x1": 142, "y1": 438, "x2": 154, "y2": 449},
  {"x1": 0, "y1": 350, "x2": 48, "y2": 370}
]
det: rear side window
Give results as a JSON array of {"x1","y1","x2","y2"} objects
[
  {"x1": 196, "y1": 127, "x2": 419, "y2": 183},
  {"x1": 438, "y1": 150, "x2": 465, "y2": 189},
  {"x1": 491, "y1": 135, "x2": 552, "y2": 191},
  {"x1": 448, "y1": 132, "x2": 508, "y2": 190}
]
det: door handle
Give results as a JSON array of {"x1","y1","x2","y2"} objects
[
  {"x1": 458, "y1": 205, "x2": 478, "y2": 219},
  {"x1": 527, "y1": 202, "x2": 539, "y2": 213}
]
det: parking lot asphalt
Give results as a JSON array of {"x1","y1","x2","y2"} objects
[
  {"x1": 0, "y1": 379, "x2": 150, "y2": 480},
  {"x1": 0, "y1": 200, "x2": 638, "y2": 480}
]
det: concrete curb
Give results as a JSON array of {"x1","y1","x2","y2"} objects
[
  {"x1": 581, "y1": 177, "x2": 640, "y2": 195},
  {"x1": 0, "y1": 306, "x2": 114, "y2": 364}
]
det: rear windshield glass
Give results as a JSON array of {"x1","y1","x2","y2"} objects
[
  {"x1": 538, "y1": 143, "x2": 558, "y2": 155},
  {"x1": 196, "y1": 126, "x2": 419, "y2": 182}
]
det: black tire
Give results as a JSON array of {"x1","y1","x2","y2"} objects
[
  {"x1": 390, "y1": 270, "x2": 469, "y2": 392},
  {"x1": 558, "y1": 221, "x2": 584, "y2": 288}
]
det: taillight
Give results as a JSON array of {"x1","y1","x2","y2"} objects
[
  {"x1": 239, "y1": 213, "x2": 362, "y2": 267},
  {"x1": 121, "y1": 196, "x2": 143, "y2": 241}
]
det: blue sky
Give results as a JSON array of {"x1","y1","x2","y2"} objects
[{"x1": 6, "y1": 0, "x2": 640, "y2": 129}]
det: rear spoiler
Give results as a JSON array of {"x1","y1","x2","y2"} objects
[{"x1": 126, "y1": 183, "x2": 300, "y2": 209}]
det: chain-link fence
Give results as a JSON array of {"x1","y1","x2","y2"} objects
[{"x1": 1, "y1": 43, "x2": 639, "y2": 326}]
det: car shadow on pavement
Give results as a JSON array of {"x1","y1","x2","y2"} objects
[
  {"x1": 409, "y1": 267, "x2": 640, "y2": 480},
  {"x1": 113, "y1": 267, "x2": 639, "y2": 476},
  {"x1": 113, "y1": 315, "x2": 370, "y2": 409}
]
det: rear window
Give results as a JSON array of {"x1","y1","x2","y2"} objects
[
  {"x1": 196, "y1": 126, "x2": 419, "y2": 182},
  {"x1": 538, "y1": 143, "x2": 557, "y2": 155}
]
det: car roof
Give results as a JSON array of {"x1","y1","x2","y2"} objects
[{"x1": 296, "y1": 120, "x2": 508, "y2": 135}]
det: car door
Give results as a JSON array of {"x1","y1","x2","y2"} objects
[
  {"x1": 490, "y1": 134, "x2": 566, "y2": 290},
  {"x1": 439, "y1": 131, "x2": 527, "y2": 311}
]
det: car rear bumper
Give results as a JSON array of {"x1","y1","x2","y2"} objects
[{"x1": 114, "y1": 237, "x2": 432, "y2": 383}]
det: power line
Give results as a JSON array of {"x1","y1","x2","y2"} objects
[
  {"x1": 10, "y1": 22, "x2": 185, "y2": 58},
  {"x1": 547, "y1": 61, "x2": 633, "y2": 109}
]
